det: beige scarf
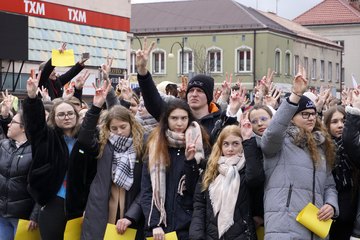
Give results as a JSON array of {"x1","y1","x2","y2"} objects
[
  {"x1": 209, "y1": 154, "x2": 246, "y2": 238},
  {"x1": 148, "y1": 121, "x2": 204, "y2": 227}
]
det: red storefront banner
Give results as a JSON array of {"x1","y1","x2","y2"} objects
[{"x1": 0, "y1": 0, "x2": 130, "y2": 32}]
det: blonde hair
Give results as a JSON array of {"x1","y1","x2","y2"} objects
[
  {"x1": 98, "y1": 105, "x2": 144, "y2": 159},
  {"x1": 202, "y1": 125, "x2": 242, "y2": 191}
]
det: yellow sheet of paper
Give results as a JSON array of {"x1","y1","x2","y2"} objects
[
  {"x1": 64, "y1": 217, "x2": 83, "y2": 240},
  {"x1": 256, "y1": 226, "x2": 264, "y2": 240},
  {"x1": 14, "y1": 219, "x2": 41, "y2": 240},
  {"x1": 103, "y1": 223, "x2": 137, "y2": 240},
  {"x1": 51, "y1": 49, "x2": 75, "y2": 67},
  {"x1": 146, "y1": 231, "x2": 178, "y2": 240},
  {"x1": 296, "y1": 202, "x2": 333, "y2": 239}
]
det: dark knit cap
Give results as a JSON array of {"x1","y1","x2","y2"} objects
[
  {"x1": 186, "y1": 74, "x2": 214, "y2": 104},
  {"x1": 295, "y1": 95, "x2": 316, "y2": 115}
]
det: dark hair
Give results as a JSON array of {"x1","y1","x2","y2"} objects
[
  {"x1": 146, "y1": 98, "x2": 210, "y2": 167},
  {"x1": 165, "y1": 83, "x2": 178, "y2": 97},
  {"x1": 323, "y1": 105, "x2": 345, "y2": 134},
  {"x1": 47, "y1": 100, "x2": 80, "y2": 136}
]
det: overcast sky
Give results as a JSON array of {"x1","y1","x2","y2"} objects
[{"x1": 131, "y1": 0, "x2": 323, "y2": 20}]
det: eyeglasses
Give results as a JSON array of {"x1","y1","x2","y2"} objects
[
  {"x1": 300, "y1": 112, "x2": 317, "y2": 120},
  {"x1": 56, "y1": 111, "x2": 76, "y2": 120},
  {"x1": 9, "y1": 119, "x2": 22, "y2": 126},
  {"x1": 250, "y1": 116, "x2": 269, "y2": 125}
]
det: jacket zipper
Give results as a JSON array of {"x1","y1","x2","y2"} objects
[{"x1": 286, "y1": 184, "x2": 293, "y2": 207}]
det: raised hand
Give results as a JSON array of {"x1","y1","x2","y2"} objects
[
  {"x1": 75, "y1": 70, "x2": 90, "y2": 90},
  {"x1": 229, "y1": 85, "x2": 247, "y2": 115},
  {"x1": 178, "y1": 75, "x2": 188, "y2": 100},
  {"x1": 264, "y1": 82, "x2": 282, "y2": 109},
  {"x1": 1, "y1": 89, "x2": 13, "y2": 117},
  {"x1": 100, "y1": 56, "x2": 113, "y2": 81},
  {"x1": 62, "y1": 82, "x2": 75, "y2": 100},
  {"x1": 352, "y1": 88, "x2": 360, "y2": 110},
  {"x1": 240, "y1": 112, "x2": 253, "y2": 141},
  {"x1": 341, "y1": 87, "x2": 352, "y2": 106},
  {"x1": 27, "y1": 71, "x2": 41, "y2": 99},
  {"x1": 136, "y1": 37, "x2": 156, "y2": 75},
  {"x1": 92, "y1": 79, "x2": 112, "y2": 108},
  {"x1": 117, "y1": 78, "x2": 132, "y2": 101},
  {"x1": 59, "y1": 42, "x2": 67, "y2": 54},
  {"x1": 293, "y1": 65, "x2": 308, "y2": 95},
  {"x1": 37, "y1": 86, "x2": 51, "y2": 101}
]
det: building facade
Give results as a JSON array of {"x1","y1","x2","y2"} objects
[
  {"x1": 294, "y1": 0, "x2": 360, "y2": 88},
  {"x1": 131, "y1": 0, "x2": 342, "y2": 92},
  {"x1": 0, "y1": 0, "x2": 131, "y2": 95}
]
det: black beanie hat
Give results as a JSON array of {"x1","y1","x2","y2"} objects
[
  {"x1": 186, "y1": 74, "x2": 214, "y2": 105},
  {"x1": 294, "y1": 95, "x2": 316, "y2": 116}
]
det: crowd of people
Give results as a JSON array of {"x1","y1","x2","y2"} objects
[{"x1": 0, "y1": 38, "x2": 360, "y2": 240}]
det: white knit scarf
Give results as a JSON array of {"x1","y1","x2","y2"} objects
[
  {"x1": 109, "y1": 133, "x2": 137, "y2": 191},
  {"x1": 209, "y1": 154, "x2": 246, "y2": 238},
  {"x1": 148, "y1": 121, "x2": 204, "y2": 227}
]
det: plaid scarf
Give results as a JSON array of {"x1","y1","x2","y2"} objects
[
  {"x1": 148, "y1": 121, "x2": 204, "y2": 227},
  {"x1": 209, "y1": 154, "x2": 246, "y2": 238},
  {"x1": 109, "y1": 133, "x2": 137, "y2": 191}
]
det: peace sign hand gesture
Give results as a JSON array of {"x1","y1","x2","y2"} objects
[
  {"x1": 92, "y1": 79, "x2": 112, "y2": 108},
  {"x1": 27, "y1": 71, "x2": 41, "y2": 99},
  {"x1": 136, "y1": 37, "x2": 155, "y2": 75}
]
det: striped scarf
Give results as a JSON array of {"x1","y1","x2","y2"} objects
[{"x1": 109, "y1": 133, "x2": 137, "y2": 191}]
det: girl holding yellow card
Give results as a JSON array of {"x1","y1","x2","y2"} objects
[{"x1": 260, "y1": 67, "x2": 338, "y2": 239}]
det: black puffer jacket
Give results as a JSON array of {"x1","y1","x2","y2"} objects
[
  {"x1": 342, "y1": 108, "x2": 360, "y2": 238},
  {"x1": 189, "y1": 137, "x2": 263, "y2": 240},
  {"x1": 0, "y1": 139, "x2": 38, "y2": 220},
  {"x1": 23, "y1": 97, "x2": 97, "y2": 219}
]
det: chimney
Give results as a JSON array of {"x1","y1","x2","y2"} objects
[{"x1": 349, "y1": 0, "x2": 360, "y2": 11}]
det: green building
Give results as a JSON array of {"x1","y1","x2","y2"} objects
[{"x1": 130, "y1": 0, "x2": 342, "y2": 92}]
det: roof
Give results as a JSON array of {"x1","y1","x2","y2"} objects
[
  {"x1": 131, "y1": 0, "x2": 292, "y2": 34},
  {"x1": 131, "y1": 0, "x2": 341, "y2": 48},
  {"x1": 262, "y1": 11, "x2": 340, "y2": 47},
  {"x1": 294, "y1": 0, "x2": 360, "y2": 25}
]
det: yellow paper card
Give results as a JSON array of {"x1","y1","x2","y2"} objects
[
  {"x1": 296, "y1": 202, "x2": 333, "y2": 239},
  {"x1": 146, "y1": 231, "x2": 178, "y2": 240},
  {"x1": 64, "y1": 217, "x2": 83, "y2": 240},
  {"x1": 14, "y1": 219, "x2": 41, "y2": 240},
  {"x1": 104, "y1": 223, "x2": 137, "y2": 240},
  {"x1": 256, "y1": 226, "x2": 264, "y2": 240},
  {"x1": 51, "y1": 49, "x2": 75, "y2": 67}
]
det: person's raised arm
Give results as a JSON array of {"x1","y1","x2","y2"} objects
[
  {"x1": 136, "y1": 38, "x2": 164, "y2": 121},
  {"x1": 261, "y1": 66, "x2": 308, "y2": 157},
  {"x1": 78, "y1": 79, "x2": 111, "y2": 151}
]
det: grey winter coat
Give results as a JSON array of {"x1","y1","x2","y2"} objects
[{"x1": 261, "y1": 99, "x2": 338, "y2": 240}]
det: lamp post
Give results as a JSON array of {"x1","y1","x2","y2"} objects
[
  {"x1": 168, "y1": 38, "x2": 185, "y2": 75},
  {"x1": 132, "y1": 35, "x2": 143, "y2": 50}
]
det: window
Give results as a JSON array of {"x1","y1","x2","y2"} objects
[
  {"x1": 320, "y1": 60, "x2": 325, "y2": 81},
  {"x1": 152, "y1": 50, "x2": 165, "y2": 74},
  {"x1": 129, "y1": 51, "x2": 137, "y2": 74},
  {"x1": 285, "y1": 51, "x2": 291, "y2": 75},
  {"x1": 311, "y1": 59, "x2": 317, "y2": 80},
  {"x1": 328, "y1": 62, "x2": 332, "y2": 82},
  {"x1": 336, "y1": 63, "x2": 340, "y2": 82},
  {"x1": 180, "y1": 49, "x2": 193, "y2": 74},
  {"x1": 294, "y1": 55, "x2": 299, "y2": 76},
  {"x1": 304, "y1": 57, "x2": 309, "y2": 79},
  {"x1": 207, "y1": 48, "x2": 222, "y2": 73},
  {"x1": 236, "y1": 47, "x2": 252, "y2": 72},
  {"x1": 275, "y1": 49, "x2": 281, "y2": 74}
]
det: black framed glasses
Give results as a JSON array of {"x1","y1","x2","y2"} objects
[
  {"x1": 56, "y1": 111, "x2": 76, "y2": 120},
  {"x1": 300, "y1": 112, "x2": 317, "y2": 120}
]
